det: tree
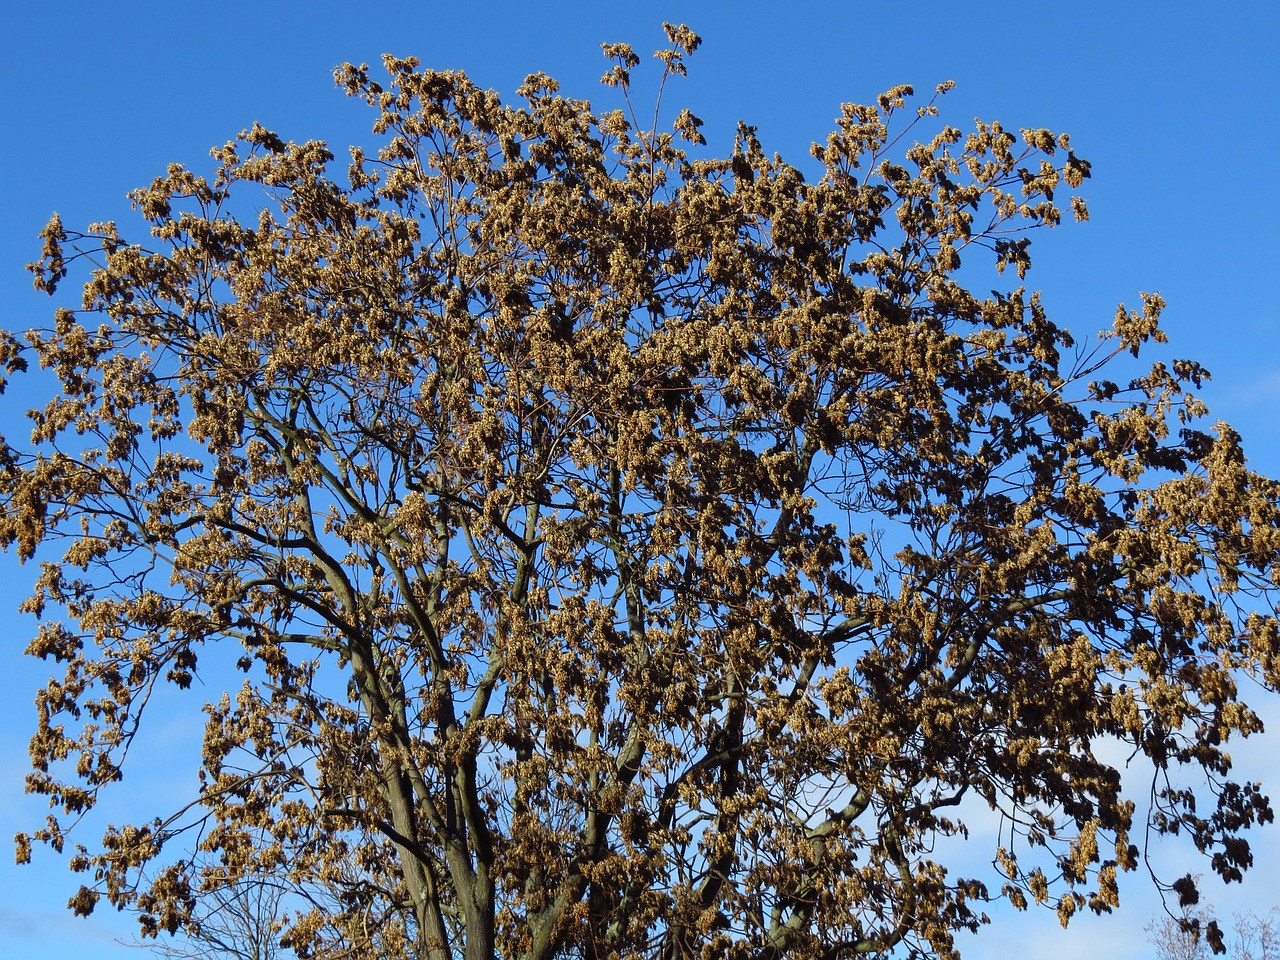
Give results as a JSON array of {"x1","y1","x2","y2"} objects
[
  {"x1": 1234, "y1": 910, "x2": 1280, "y2": 960},
  {"x1": 3, "y1": 22, "x2": 1279, "y2": 960},
  {"x1": 1149, "y1": 902, "x2": 1216, "y2": 960},
  {"x1": 1147, "y1": 895, "x2": 1280, "y2": 960},
  {"x1": 126, "y1": 872, "x2": 287, "y2": 960}
]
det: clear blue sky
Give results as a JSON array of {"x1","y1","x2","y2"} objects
[{"x1": 2, "y1": 2, "x2": 1277, "y2": 958}]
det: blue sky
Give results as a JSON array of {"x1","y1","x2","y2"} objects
[{"x1": 1, "y1": 2, "x2": 1278, "y2": 957}]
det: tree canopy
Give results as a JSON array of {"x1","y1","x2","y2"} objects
[{"x1": 3, "y1": 23, "x2": 1278, "y2": 960}]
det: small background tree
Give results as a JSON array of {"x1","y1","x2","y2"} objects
[
  {"x1": 129, "y1": 877, "x2": 286, "y2": 960},
  {"x1": 1147, "y1": 892, "x2": 1280, "y2": 960}
]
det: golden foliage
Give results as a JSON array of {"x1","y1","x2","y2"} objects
[{"x1": 3, "y1": 24, "x2": 1278, "y2": 960}]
